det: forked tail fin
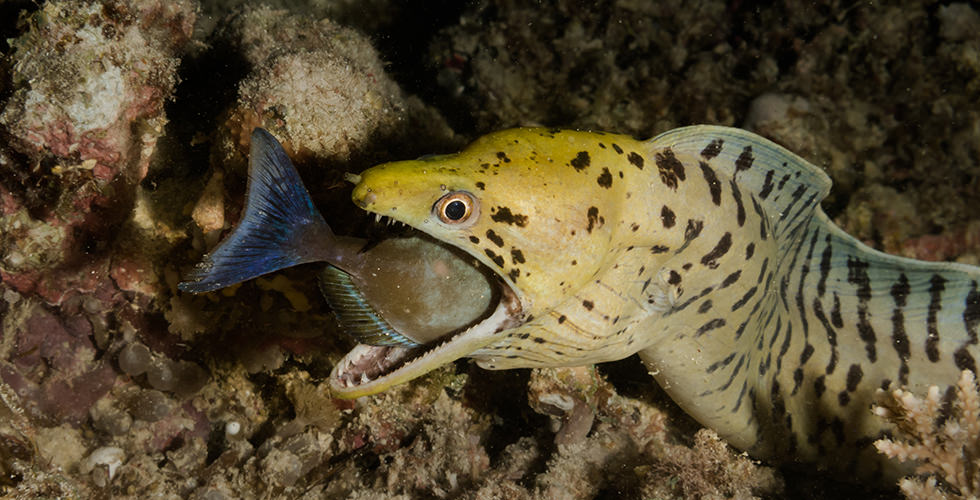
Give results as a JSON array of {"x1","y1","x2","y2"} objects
[{"x1": 178, "y1": 128, "x2": 332, "y2": 293}]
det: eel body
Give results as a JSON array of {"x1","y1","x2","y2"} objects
[{"x1": 343, "y1": 126, "x2": 980, "y2": 479}]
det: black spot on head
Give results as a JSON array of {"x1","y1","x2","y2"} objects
[
  {"x1": 484, "y1": 248, "x2": 505, "y2": 267},
  {"x1": 475, "y1": 181, "x2": 486, "y2": 190},
  {"x1": 660, "y1": 205, "x2": 676, "y2": 228},
  {"x1": 582, "y1": 300, "x2": 594, "y2": 311},
  {"x1": 668, "y1": 270, "x2": 681, "y2": 285},
  {"x1": 586, "y1": 206, "x2": 602, "y2": 233},
  {"x1": 651, "y1": 245, "x2": 670, "y2": 254},
  {"x1": 508, "y1": 268, "x2": 520, "y2": 281},
  {"x1": 491, "y1": 206, "x2": 529, "y2": 227},
  {"x1": 469, "y1": 236, "x2": 480, "y2": 244},
  {"x1": 627, "y1": 151, "x2": 644, "y2": 169},
  {"x1": 612, "y1": 143, "x2": 623, "y2": 154},
  {"x1": 510, "y1": 248, "x2": 525, "y2": 264},
  {"x1": 570, "y1": 151, "x2": 590, "y2": 171},
  {"x1": 596, "y1": 167, "x2": 613, "y2": 188},
  {"x1": 486, "y1": 229, "x2": 504, "y2": 247},
  {"x1": 558, "y1": 315, "x2": 566, "y2": 324},
  {"x1": 533, "y1": 337, "x2": 546, "y2": 343},
  {"x1": 496, "y1": 151, "x2": 511, "y2": 163},
  {"x1": 745, "y1": 242, "x2": 755, "y2": 260}
]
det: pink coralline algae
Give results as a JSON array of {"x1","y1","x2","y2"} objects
[
  {"x1": 0, "y1": 0, "x2": 198, "y2": 492},
  {"x1": 0, "y1": 0, "x2": 195, "y2": 304}
]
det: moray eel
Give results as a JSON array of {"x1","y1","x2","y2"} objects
[{"x1": 184, "y1": 126, "x2": 980, "y2": 479}]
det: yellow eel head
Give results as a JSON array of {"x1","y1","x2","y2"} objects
[{"x1": 331, "y1": 128, "x2": 628, "y2": 397}]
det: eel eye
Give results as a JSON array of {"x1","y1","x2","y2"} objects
[{"x1": 435, "y1": 191, "x2": 476, "y2": 224}]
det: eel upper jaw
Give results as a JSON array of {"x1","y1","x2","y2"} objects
[{"x1": 329, "y1": 269, "x2": 525, "y2": 398}]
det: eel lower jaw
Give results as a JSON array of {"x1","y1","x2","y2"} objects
[{"x1": 329, "y1": 280, "x2": 523, "y2": 398}]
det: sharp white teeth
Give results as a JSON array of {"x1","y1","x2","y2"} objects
[
  {"x1": 360, "y1": 373, "x2": 370, "y2": 384},
  {"x1": 374, "y1": 214, "x2": 382, "y2": 223}
]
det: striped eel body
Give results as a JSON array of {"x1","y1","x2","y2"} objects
[{"x1": 331, "y1": 126, "x2": 980, "y2": 479}]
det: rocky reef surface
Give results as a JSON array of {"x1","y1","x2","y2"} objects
[{"x1": 1, "y1": 1, "x2": 978, "y2": 499}]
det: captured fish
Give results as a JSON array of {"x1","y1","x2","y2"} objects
[
  {"x1": 178, "y1": 129, "x2": 497, "y2": 349},
  {"x1": 333, "y1": 126, "x2": 980, "y2": 480}
]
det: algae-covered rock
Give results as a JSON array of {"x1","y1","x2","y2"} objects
[
  {"x1": 213, "y1": 5, "x2": 454, "y2": 167},
  {"x1": 0, "y1": 0, "x2": 195, "y2": 303}
]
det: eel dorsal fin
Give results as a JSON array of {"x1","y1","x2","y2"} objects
[{"x1": 651, "y1": 125, "x2": 831, "y2": 242}]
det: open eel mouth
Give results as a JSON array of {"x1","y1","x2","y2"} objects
[{"x1": 328, "y1": 218, "x2": 525, "y2": 398}]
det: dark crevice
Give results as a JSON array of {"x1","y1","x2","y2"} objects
[{"x1": 368, "y1": 1, "x2": 472, "y2": 106}]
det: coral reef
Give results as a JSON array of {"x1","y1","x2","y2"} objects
[
  {"x1": 0, "y1": 0, "x2": 195, "y2": 303},
  {"x1": 1, "y1": 0, "x2": 978, "y2": 499},
  {"x1": 874, "y1": 369, "x2": 980, "y2": 500},
  {"x1": 214, "y1": 5, "x2": 453, "y2": 165}
]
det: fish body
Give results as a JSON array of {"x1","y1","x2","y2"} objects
[
  {"x1": 179, "y1": 129, "x2": 495, "y2": 348},
  {"x1": 318, "y1": 234, "x2": 496, "y2": 345},
  {"x1": 344, "y1": 126, "x2": 980, "y2": 479}
]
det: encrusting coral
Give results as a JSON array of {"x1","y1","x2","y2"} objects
[{"x1": 874, "y1": 369, "x2": 980, "y2": 499}]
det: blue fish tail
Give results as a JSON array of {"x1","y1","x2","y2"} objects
[{"x1": 179, "y1": 128, "x2": 332, "y2": 293}]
